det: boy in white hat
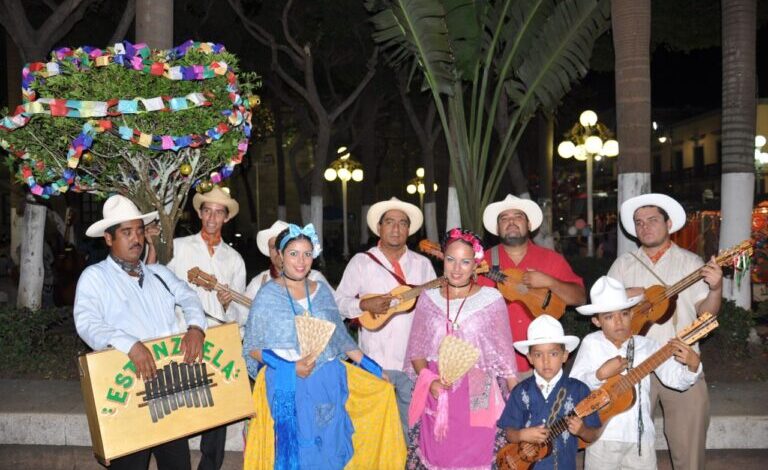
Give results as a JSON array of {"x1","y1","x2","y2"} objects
[
  {"x1": 243, "y1": 220, "x2": 331, "y2": 301},
  {"x1": 570, "y1": 276, "x2": 703, "y2": 469},
  {"x1": 498, "y1": 315, "x2": 600, "y2": 470}
]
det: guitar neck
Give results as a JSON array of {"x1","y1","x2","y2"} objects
[
  {"x1": 398, "y1": 277, "x2": 445, "y2": 301},
  {"x1": 484, "y1": 268, "x2": 508, "y2": 283},
  {"x1": 542, "y1": 394, "x2": 601, "y2": 445},
  {"x1": 212, "y1": 282, "x2": 252, "y2": 308},
  {"x1": 663, "y1": 245, "x2": 749, "y2": 300}
]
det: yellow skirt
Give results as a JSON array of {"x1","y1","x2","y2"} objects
[{"x1": 243, "y1": 360, "x2": 407, "y2": 469}]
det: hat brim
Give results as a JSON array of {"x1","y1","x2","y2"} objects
[
  {"x1": 256, "y1": 221, "x2": 289, "y2": 257},
  {"x1": 513, "y1": 335, "x2": 581, "y2": 355},
  {"x1": 482, "y1": 198, "x2": 543, "y2": 235},
  {"x1": 575, "y1": 294, "x2": 643, "y2": 316},
  {"x1": 193, "y1": 192, "x2": 240, "y2": 220},
  {"x1": 620, "y1": 193, "x2": 686, "y2": 238},
  {"x1": 85, "y1": 212, "x2": 159, "y2": 238},
  {"x1": 366, "y1": 199, "x2": 423, "y2": 236}
]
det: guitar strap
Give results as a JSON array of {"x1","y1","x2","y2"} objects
[
  {"x1": 626, "y1": 337, "x2": 644, "y2": 456},
  {"x1": 364, "y1": 252, "x2": 411, "y2": 287},
  {"x1": 491, "y1": 245, "x2": 500, "y2": 270},
  {"x1": 155, "y1": 271, "x2": 222, "y2": 324},
  {"x1": 545, "y1": 386, "x2": 567, "y2": 470}
]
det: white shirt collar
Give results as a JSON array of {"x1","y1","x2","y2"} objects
[{"x1": 533, "y1": 369, "x2": 563, "y2": 400}]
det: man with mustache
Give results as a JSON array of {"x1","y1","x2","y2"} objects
[
  {"x1": 74, "y1": 195, "x2": 206, "y2": 470},
  {"x1": 477, "y1": 195, "x2": 586, "y2": 376},
  {"x1": 158, "y1": 185, "x2": 247, "y2": 470}
]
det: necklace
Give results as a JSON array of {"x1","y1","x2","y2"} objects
[
  {"x1": 282, "y1": 274, "x2": 313, "y2": 317},
  {"x1": 445, "y1": 281, "x2": 473, "y2": 333}
]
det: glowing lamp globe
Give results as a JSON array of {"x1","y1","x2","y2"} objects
[
  {"x1": 337, "y1": 167, "x2": 351, "y2": 181},
  {"x1": 602, "y1": 139, "x2": 619, "y2": 157},
  {"x1": 407, "y1": 184, "x2": 417, "y2": 194},
  {"x1": 585, "y1": 135, "x2": 603, "y2": 154},
  {"x1": 324, "y1": 168, "x2": 337, "y2": 182},
  {"x1": 579, "y1": 110, "x2": 598, "y2": 127},
  {"x1": 574, "y1": 145, "x2": 588, "y2": 161},
  {"x1": 351, "y1": 168, "x2": 364, "y2": 182},
  {"x1": 558, "y1": 141, "x2": 576, "y2": 159}
]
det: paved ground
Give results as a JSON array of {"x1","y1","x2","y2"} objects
[{"x1": 1, "y1": 445, "x2": 767, "y2": 469}]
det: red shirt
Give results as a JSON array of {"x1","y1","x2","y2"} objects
[{"x1": 477, "y1": 241, "x2": 584, "y2": 372}]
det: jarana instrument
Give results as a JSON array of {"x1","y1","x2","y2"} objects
[
  {"x1": 496, "y1": 312, "x2": 718, "y2": 470},
  {"x1": 188, "y1": 266, "x2": 252, "y2": 308},
  {"x1": 629, "y1": 239, "x2": 752, "y2": 334},
  {"x1": 78, "y1": 323, "x2": 254, "y2": 465},
  {"x1": 419, "y1": 239, "x2": 566, "y2": 319},
  {"x1": 358, "y1": 263, "x2": 489, "y2": 331}
]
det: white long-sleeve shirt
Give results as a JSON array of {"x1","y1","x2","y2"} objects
[
  {"x1": 244, "y1": 268, "x2": 331, "y2": 301},
  {"x1": 167, "y1": 233, "x2": 247, "y2": 334},
  {"x1": 74, "y1": 257, "x2": 207, "y2": 354},
  {"x1": 334, "y1": 246, "x2": 436, "y2": 370},
  {"x1": 570, "y1": 331, "x2": 702, "y2": 444}
]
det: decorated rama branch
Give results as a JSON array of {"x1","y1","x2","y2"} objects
[{"x1": 0, "y1": 40, "x2": 265, "y2": 262}]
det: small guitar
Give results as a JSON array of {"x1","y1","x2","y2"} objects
[
  {"x1": 419, "y1": 239, "x2": 566, "y2": 319},
  {"x1": 496, "y1": 312, "x2": 718, "y2": 470},
  {"x1": 629, "y1": 239, "x2": 752, "y2": 335},
  {"x1": 187, "y1": 267, "x2": 252, "y2": 308},
  {"x1": 358, "y1": 264, "x2": 489, "y2": 331}
]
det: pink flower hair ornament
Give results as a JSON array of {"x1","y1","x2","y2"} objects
[{"x1": 443, "y1": 227, "x2": 485, "y2": 262}]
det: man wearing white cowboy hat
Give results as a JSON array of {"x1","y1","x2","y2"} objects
[
  {"x1": 609, "y1": 192, "x2": 722, "y2": 470},
  {"x1": 243, "y1": 220, "x2": 331, "y2": 301},
  {"x1": 158, "y1": 185, "x2": 246, "y2": 470},
  {"x1": 74, "y1": 194, "x2": 207, "y2": 470},
  {"x1": 477, "y1": 194, "x2": 586, "y2": 375},
  {"x1": 499, "y1": 315, "x2": 601, "y2": 469},
  {"x1": 335, "y1": 197, "x2": 436, "y2": 441},
  {"x1": 571, "y1": 276, "x2": 703, "y2": 470}
]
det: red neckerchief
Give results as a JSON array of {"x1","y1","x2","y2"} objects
[
  {"x1": 645, "y1": 240, "x2": 672, "y2": 265},
  {"x1": 200, "y1": 231, "x2": 222, "y2": 256}
]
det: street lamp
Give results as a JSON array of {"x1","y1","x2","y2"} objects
[
  {"x1": 557, "y1": 110, "x2": 619, "y2": 257},
  {"x1": 324, "y1": 146, "x2": 363, "y2": 258},
  {"x1": 406, "y1": 167, "x2": 438, "y2": 210}
]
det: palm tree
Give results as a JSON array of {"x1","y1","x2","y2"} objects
[
  {"x1": 611, "y1": 0, "x2": 651, "y2": 255},
  {"x1": 365, "y1": 0, "x2": 611, "y2": 234},
  {"x1": 719, "y1": 0, "x2": 756, "y2": 308}
]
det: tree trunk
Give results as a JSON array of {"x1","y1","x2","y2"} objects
[
  {"x1": 136, "y1": 0, "x2": 173, "y2": 49},
  {"x1": 612, "y1": 0, "x2": 652, "y2": 255},
  {"x1": 719, "y1": 0, "x2": 756, "y2": 308},
  {"x1": 274, "y1": 106, "x2": 287, "y2": 222},
  {"x1": 6, "y1": 31, "x2": 24, "y2": 266},
  {"x1": 310, "y1": 124, "x2": 331, "y2": 250},
  {"x1": 17, "y1": 204, "x2": 46, "y2": 310}
]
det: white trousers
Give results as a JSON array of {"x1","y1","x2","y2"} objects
[{"x1": 585, "y1": 440, "x2": 657, "y2": 470}]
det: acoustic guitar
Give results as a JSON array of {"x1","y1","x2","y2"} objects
[
  {"x1": 629, "y1": 239, "x2": 752, "y2": 335},
  {"x1": 358, "y1": 263, "x2": 489, "y2": 331},
  {"x1": 496, "y1": 311, "x2": 718, "y2": 470},
  {"x1": 187, "y1": 267, "x2": 252, "y2": 308},
  {"x1": 419, "y1": 239, "x2": 566, "y2": 319}
]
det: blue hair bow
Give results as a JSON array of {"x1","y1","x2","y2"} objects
[{"x1": 278, "y1": 223, "x2": 322, "y2": 258}]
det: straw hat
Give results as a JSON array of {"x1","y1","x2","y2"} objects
[
  {"x1": 619, "y1": 193, "x2": 686, "y2": 237},
  {"x1": 366, "y1": 197, "x2": 423, "y2": 236},
  {"x1": 192, "y1": 186, "x2": 239, "y2": 220},
  {"x1": 482, "y1": 194, "x2": 543, "y2": 235},
  {"x1": 437, "y1": 335, "x2": 480, "y2": 385},
  {"x1": 295, "y1": 315, "x2": 336, "y2": 363},
  {"x1": 256, "y1": 220, "x2": 289, "y2": 257},
  {"x1": 85, "y1": 195, "x2": 158, "y2": 238},
  {"x1": 576, "y1": 276, "x2": 643, "y2": 316},
  {"x1": 513, "y1": 315, "x2": 580, "y2": 355}
]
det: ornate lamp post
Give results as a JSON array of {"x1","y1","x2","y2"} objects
[
  {"x1": 557, "y1": 110, "x2": 619, "y2": 257},
  {"x1": 406, "y1": 167, "x2": 438, "y2": 211},
  {"x1": 324, "y1": 146, "x2": 363, "y2": 258}
]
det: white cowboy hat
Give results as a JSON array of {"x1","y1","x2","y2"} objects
[
  {"x1": 192, "y1": 185, "x2": 239, "y2": 220},
  {"x1": 576, "y1": 275, "x2": 643, "y2": 316},
  {"x1": 85, "y1": 195, "x2": 158, "y2": 238},
  {"x1": 482, "y1": 194, "x2": 543, "y2": 235},
  {"x1": 620, "y1": 193, "x2": 686, "y2": 238},
  {"x1": 256, "y1": 220, "x2": 289, "y2": 257},
  {"x1": 513, "y1": 315, "x2": 580, "y2": 355},
  {"x1": 366, "y1": 197, "x2": 423, "y2": 236}
]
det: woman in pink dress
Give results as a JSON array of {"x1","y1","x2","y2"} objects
[{"x1": 406, "y1": 228, "x2": 518, "y2": 469}]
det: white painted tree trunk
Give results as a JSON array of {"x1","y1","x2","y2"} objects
[
  {"x1": 278, "y1": 205, "x2": 287, "y2": 222},
  {"x1": 424, "y1": 201, "x2": 439, "y2": 241},
  {"x1": 617, "y1": 172, "x2": 651, "y2": 255},
  {"x1": 17, "y1": 204, "x2": 46, "y2": 310},
  {"x1": 360, "y1": 204, "x2": 370, "y2": 246},
  {"x1": 136, "y1": 0, "x2": 173, "y2": 49},
  {"x1": 720, "y1": 172, "x2": 753, "y2": 307},
  {"x1": 533, "y1": 199, "x2": 555, "y2": 250},
  {"x1": 446, "y1": 186, "x2": 461, "y2": 231},
  {"x1": 300, "y1": 204, "x2": 310, "y2": 225},
  {"x1": 310, "y1": 196, "x2": 323, "y2": 249},
  {"x1": 10, "y1": 211, "x2": 22, "y2": 265}
]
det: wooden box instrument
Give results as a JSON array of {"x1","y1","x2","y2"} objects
[{"x1": 78, "y1": 323, "x2": 255, "y2": 465}]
